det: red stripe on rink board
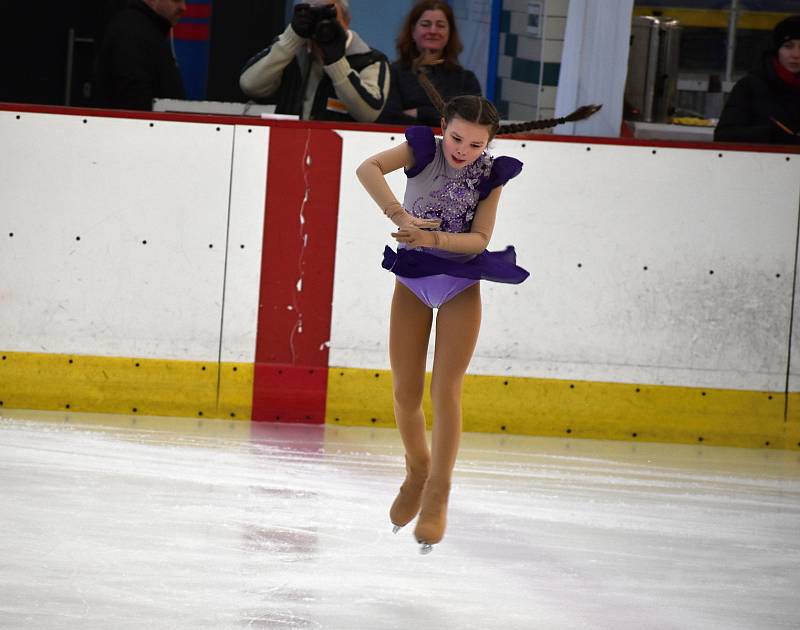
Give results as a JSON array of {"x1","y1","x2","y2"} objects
[
  {"x1": 252, "y1": 128, "x2": 343, "y2": 423},
  {"x1": 253, "y1": 364, "x2": 329, "y2": 423}
]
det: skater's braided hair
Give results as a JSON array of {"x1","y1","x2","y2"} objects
[{"x1": 415, "y1": 69, "x2": 601, "y2": 139}]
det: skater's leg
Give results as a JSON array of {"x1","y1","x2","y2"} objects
[
  {"x1": 389, "y1": 280, "x2": 433, "y2": 459},
  {"x1": 430, "y1": 282, "x2": 481, "y2": 478},
  {"x1": 388, "y1": 280, "x2": 433, "y2": 527},
  {"x1": 415, "y1": 283, "x2": 482, "y2": 549}
]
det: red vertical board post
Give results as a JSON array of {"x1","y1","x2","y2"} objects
[{"x1": 252, "y1": 126, "x2": 342, "y2": 422}]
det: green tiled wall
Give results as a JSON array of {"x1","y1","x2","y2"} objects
[{"x1": 496, "y1": 0, "x2": 568, "y2": 121}]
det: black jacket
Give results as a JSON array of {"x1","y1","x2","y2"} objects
[
  {"x1": 378, "y1": 61, "x2": 482, "y2": 126},
  {"x1": 714, "y1": 54, "x2": 800, "y2": 145},
  {"x1": 95, "y1": 0, "x2": 185, "y2": 110}
]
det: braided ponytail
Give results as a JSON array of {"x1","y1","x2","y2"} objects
[
  {"x1": 497, "y1": 105, "x2": 603, "y2": 135},
  {"x1": 413, "y1": 69, "x2": 601, "y2": 139},
  {"x1": 415, "y1": 68, "x2": 447, "y2": 118}
]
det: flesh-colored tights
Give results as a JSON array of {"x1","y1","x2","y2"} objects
[{"x1": 389, "y1": 279, "x2": 482, "y2": 481}]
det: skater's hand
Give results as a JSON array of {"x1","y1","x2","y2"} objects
[
  {"x1": 391, "y1": 226, "x2": 438, "y2": 248},
  {"x1": 394, "y1": 212, "x2": 440, "y2": 231},
  {"x1": 382, "y1": 201, "x2": 440, "y2": 230},
  {"x1": 404, "y1": 215, "x2": 441, "y2": 230}
]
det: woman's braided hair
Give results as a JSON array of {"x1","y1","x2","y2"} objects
[{"x1": 415, "y1": 69, "x2": 601, "y2": 139}]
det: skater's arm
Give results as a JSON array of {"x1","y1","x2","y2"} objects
[
  {"x1": 356, "y1": 144, "x2": 440, "y2": 229},
  {"x1": 392, "y1": 186, "x2": 502, "y2": 254}
]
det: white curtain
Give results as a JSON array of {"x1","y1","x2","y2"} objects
[
  {"x1": 555, "y1": 0, "x2": 634, "y2": 137},
  {"x1": 452, "y1": 0, "x2": 493, "y2": 94}
]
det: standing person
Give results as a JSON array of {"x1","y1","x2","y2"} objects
[
  {"x1": 239, "y1": 0, "x2": 390, "y2": 123},
  {"x1": 714, "y1": 15, "x2": 800, "y2": 145},
  {"x1": 357, "y1": 73, "x2": 599, "y2": 553},
  {"x1": 379, "y1": 0, "x2": 482, "y2": 126},
  {"x1": 95, "y1": 0, "x2": 186, "y2": 110}
]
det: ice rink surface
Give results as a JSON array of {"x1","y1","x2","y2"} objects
[{"x1": 1, "y1": 409, "x2": 799, "y2": 630}]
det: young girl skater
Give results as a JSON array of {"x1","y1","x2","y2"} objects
[{"x1": 356, "y1": 74, "x2": 599, "y2": 553}]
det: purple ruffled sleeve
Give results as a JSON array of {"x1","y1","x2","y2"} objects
[
  {"x1": 404, "y1": 126, "x2": 437, "y2": 178},
  {"x1": 477, "y1": 156, "x2": 523, "y2": 200}
]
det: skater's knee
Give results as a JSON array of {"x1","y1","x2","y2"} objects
[
  {"x1": 393, "y1": 382, "x2": 424, "y2": 412},
  {"x1": 430, "y1": 380, "x2": 461, "y2": 409}
]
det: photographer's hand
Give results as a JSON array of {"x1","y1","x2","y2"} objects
[
  {"x1": 316, "y1": 19, "x2": 347, "y2": 65},
  {"x1": 290, "y1": 3, "x2": 315, "y2": 38}
]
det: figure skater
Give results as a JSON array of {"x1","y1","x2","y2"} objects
[{"x1": 356, "y1": 72, "x2": 599, "y2": 553}]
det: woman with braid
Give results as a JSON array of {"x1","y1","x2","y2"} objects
[{"x1": 357, "y1": 73, "x2": 599, "y2": 553}]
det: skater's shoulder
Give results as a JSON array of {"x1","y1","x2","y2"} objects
[
  {"x1": 475, "y1": 155, "x2": 522, "y2": 200},
  {"x1": 404, "y1": 126, "x2": 438, "y2": 178}
]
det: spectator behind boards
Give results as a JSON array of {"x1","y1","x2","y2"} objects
[
  {"x1": 714, "y1": 15, "x2": 800, "y2": 145},
  {"x1": 239, "y1": 0, "x2": 390, "y2": 123},
  {"x1": 95, "y1": 0, "x2": 186, "y2": 111},
  {"x1": 378, "y1": 0, "x2": 482, "y2": 127}
]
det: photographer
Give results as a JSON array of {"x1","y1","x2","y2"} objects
[{"x1": 239, "y1": 0, "x2": 390, "y2": 122}]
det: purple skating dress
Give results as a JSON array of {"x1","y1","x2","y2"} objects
[{"x1": 382, "y1": 126, "x2": 529, "y2": 308}]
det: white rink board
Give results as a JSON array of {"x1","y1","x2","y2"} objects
[
  {"x1": 0, "y1": 112, "x2": 258, "y2": 362},
  {"x1": 332, "y1": 131, "x2": 408, "y2": 368},
  {"x1": 331, "y1": 131, "x2": 800, "y2": 392},
  {"x1": 791, "y1": 239, "x2": 800, "y2": 392},
  {"x1": 220, "y1": 125, "x2": 269, "y2": 362}
]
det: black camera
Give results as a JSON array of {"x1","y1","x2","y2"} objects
[{"x1": 309, "y1": 3, "x2": 339, "y2": 45}]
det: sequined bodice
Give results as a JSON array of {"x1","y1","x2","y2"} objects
[{"x1": 403, "y1": 139, "x2": 494, "y2": 233}]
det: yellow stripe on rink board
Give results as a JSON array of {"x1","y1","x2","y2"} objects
[
  {"x1": 787, "y1": 393, "x2": 800, "y2": 450},
  {"x1": 632, "y1": 8, "x2": 790, "y2": 30},
  {"x1": 0, "y1": 351, "x2": 253, "y2": 420},
  {"x1": 326, "y1": 367, "x2": 797, "y2": 450}
]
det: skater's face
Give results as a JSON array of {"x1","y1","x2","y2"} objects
[
  {"x1": 146, "y1": 0, "x2": 187, "y2": 25},
  {"x1": 440, "y1": 116, "x2": 490, "y2": 169},
  {"x1": 778, "y1": 39, "x2": 800, "y2": 73}
]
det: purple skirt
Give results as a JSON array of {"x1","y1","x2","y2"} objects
[{"x1": 382, "y1": 245, "x2": 530, "y2": 284}]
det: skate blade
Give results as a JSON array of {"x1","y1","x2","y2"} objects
[
  {"x1": 392, "y1": 524, "x2": 402, "y2": 534},
  {"x1": 418, "y1": 542, "x2": 433, "y2": 554}
]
